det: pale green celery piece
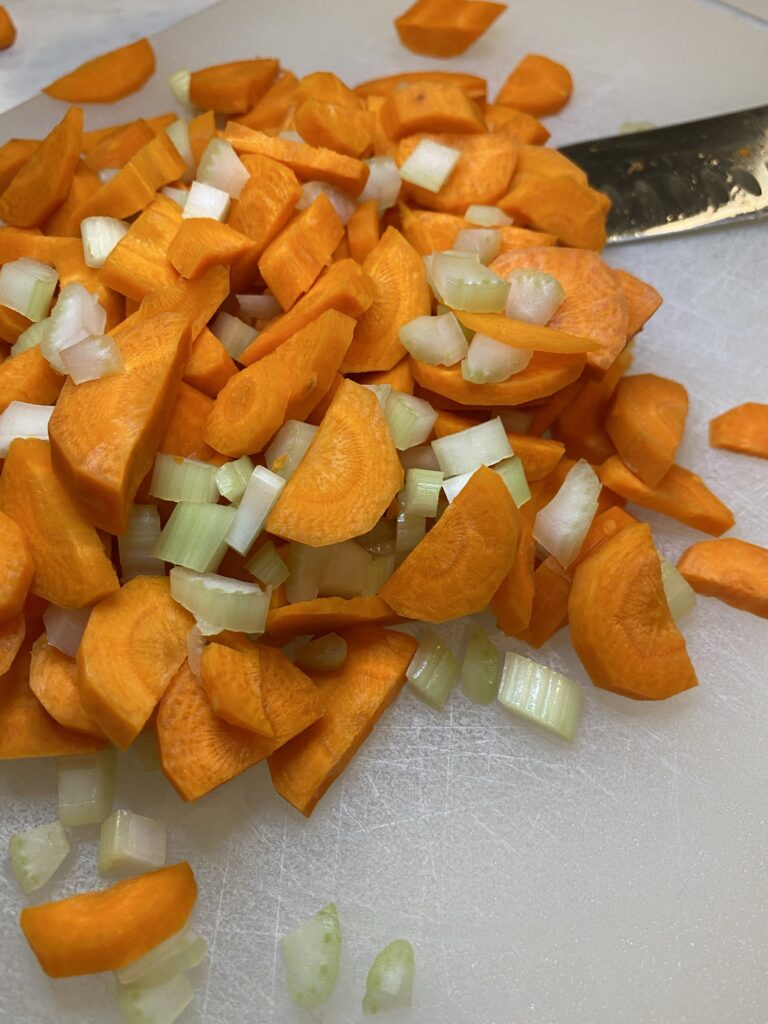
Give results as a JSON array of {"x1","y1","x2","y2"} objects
[
  {"x1": 399, "y1": 312, "x2": 467, "y2": 367},
  {"x1": 169, "y1": 566, "x2": 270, "y2": 636},
  {"x1": 116, "y1": 926, "x2": 208, "y2": 989},
  {"x1": 246, "y1": 540, "x2": 290, "y2": 588},
  {"x1": 285, "y1": 544, "x2": 328, "y2": 603},
  {"x1": 11, "y1": 317, "x2": 51, "y2": 357},
  {"x1": 504, "y1": 269, "x2": 565, "y2": 326},
  {"x1": 404, "y1": 468, "x2": 444, "y2": 517},
  {"x1": 226, "y1": 466, "x2": 286, "y2": 555},
  {"x1": 282, "y1": 903, "x2": 341, "y2": 1009},
  {"x1": 264, "y1": 420, "x2": 317, "y2": 480},
  {"x1": 442, "y1": 470, "x2": 472, "y2": 504},
  {"x1": 356, "y1": 519, "x2": 396, "y2": 556},
  {"x1": 150, "y1": 454, "x2": 219, "y2": 504},
  {"x1": 498, "y1": 652, "x2": 584, "y2": 741},
  {"x1": 58, "y1": 748, "x2": 117, "y2": 827},
  {"x1": 363, "y1": 552, "x2": 396, "y2": 595},
  {"x1": 165, "y1": 121, "x2": 193, "y2": 173},
  {"x1": 396, "y1": 506, "x2": 426, "y2": 555},
  {"x1": 363, "y1": 939, "x2": 415, "y2": 1014},
  {"x1": 0, "y1": 258, "x2": 58, "y2": 322},
  {"x1": 318, "y1": 541, "x2": 372, "y2": 598},
  {"x1": 464, "y1": 203, "x2": 512, "y2": 227},
  {"x1": 99, "y1": 810, "x2": 167, "y2": 876},
  {"x1": 619, "y1": 120, "x2": 657, "y2": 134},
  {"x1": 660, "y1": 557, "x2": 697, "y2": 620},
  {"x1": 398, "y1": 138, "x2": 461, "y2": 193},
  {"x1": 407, "y1": 630, "x2": 459, "y2": 710},
  {"x1": 435, "y1": 302, "x2": 474, "y2": 341},
  {"x1": 153, "y1": 502, "x2": 236, "y2": 572},
  {"x1": 182, "y1": 181, "x2": 231, "y2": 223},
  {"x1": 533, "y1": 459, "x2": 601, "y2": 568},
  {"x1": 116, "y1": 972, "x2": 193, "y2": 1024},
  {"x1": 431, "y1": 417, "x2": 512, "y2": 477},
  {"x1": 80, "y1": 217, "x2": 130, "y2": 269},
  {"x1": 493, "y1": 455, "x2": 531, "y2": 507},
  {"x1": 295, "y1": 633, "x2": 348, "y2": 672},
  {"x1": 214, "y1": 455, "x2": 254, "y2": 504},
  {"x1": 384, "y1": 390, "x2": 438, "y2": 450},
  {"x1": 461, "y1": 333, "x2": 532, "y2": 384},
  {"x1": 431, "y1": 252, "x2": 510, "y2": 313},
  {"x1": 119, "y1": 505, "x2": 164, "y2": 581},
  {"x1": 167, "y1": 69, "x2": 191, "y2": 106},
  {"x1": 453, "y1": 227, "x2": 501, "y2": 264},
  {"x1": 61, "y1": 334, "x2": 124, "y2": 385},
  {"x1": 133, "y1": 728, "x2": 161, "y2": 771},
  {"x1": 9, "y1": 820, "x2": 70, "y2": 893},
  {"x1": 461, "y1": 626, "x2": 500, "y2": 705}
]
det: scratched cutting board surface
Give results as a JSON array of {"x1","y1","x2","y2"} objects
[{"x1": 1, "y1": 2, "x2": 767, "y2": 1022}]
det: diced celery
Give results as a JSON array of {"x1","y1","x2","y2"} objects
[
  {"x1": 431, "y1": 417, "x2": 512, "y2": 476},
  {"x1": 153, "y1": 502, "x2": 236, "y2": 572},
  {"x1": 362, "y1": 939, "x2": 415, "y2": 1014},
  {"x1": 246, "y1": 540, "x2": 290, "y2": 588},
  {"x1": 285, "y1": 544, "x2": 328, "y2": 603},
  {"x1": 404, "y1": 468, "x2": 444, "y2": 517},
  {"x1": 407, "y1": 630, "x2": 459, "y2": 710},
  {"x1": 0, "y1": 257, "x2": 58, "y2": 322},
  {"x1": 363, "y1": 552, "x2": 396, "y2": 595},
  {"x1": 99, "y1": 810, "x2": 167, "y2": 875},
  {"x1": 465, "y1": 204, "x2": 512, "y2": 227},
  {"x1": 660, "y1": 557, "x2": 697, "y2": 620},
  {"x1": 295, "y1": 633, "x2": 348, "y2": 672},
  {"x1": 498, "y1": 652, "x2": 584, "y2": 741},
  {"x1": 493, "y1": 455, "x2": 531, "y2": 507},
  {"x1": 356, "y1": 519, "x2": 396, "y2": 556},
  {"x1": 399, "y1": 312, "x2": 468, "y2": 366},
  {"x1": 265, "y1": 420, "x2": 317, "y2": 480},
  {"x1": 453, "y1": 228, "x2": 501, "y2": 264},
  {"x1": 169, "y1": 566, "x2": 270, "y2": 636},
  {"x1": 504, "y1": 269, "x2": 565, "y2": 326},
  {"x1": 461, "y1": 333, "x2": 531, "y2": 384},
  {"x1": 116, "y1": 926, "x2": 208, "y2": 989},
  {"x1": 282, "y1": 903, "x2": 341, "y2": 1009},
  {"x1": 10, "y1": 317, "x2": 51, "y2": 357},
  {"x1": 533, "y1": 459, "x2": 601, "y2": 568},
  {"x1": 150, "y1": 454, "x2": 219, "y2": 504},
  {"x1": 210, "y1": 310, "x2": 256, "y2": 359},
  {"x1": 214, "y1": 455, "x2": 254, "y2": 504},
  {"x1": 396, "y1": 505, "x2": 426, "y2": 555},
  {"x1": 318, "y1": 541, "x2": 372, "y2": 598},
  {"x1": 385, "y1": 391, "x2": 437, "y2": 450},
  {"x1": 167, "y1": 68, "x2": 191, "y2": 106},
  {"x1": 461, "y1": 626, "x2": 500, "y2": 705},
  {"x1": 9, "y1": 820, "x2": 70, "y2": 893},
  {"x1": 116, "y1": 973, "x2": 193, "y2": 1024},
  {"x1": 432, "y1": 253, "x2": 509, "y2": 313},
  {"x1": 42, "y1": 282, "x2": 107, "y2": 373},
  {"x1": 226, "y1": 466, "x2": 286, "y2": 555},
  {"x1": 81, "y1": 217, "x2": 129, "y2": 269},
  {"x1": 296, "y1": 180, "x2": 355, "y2": 224},
  {"x1": 58, "y1": 748, "x2": 116, "y2": 827},
  {"x1": 399, "y1": 139, "x2": 460, "y2": 193}
]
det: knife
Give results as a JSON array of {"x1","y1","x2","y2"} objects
[{"x1": 559, "y1": 104, "x2": 768, "y2": 243}]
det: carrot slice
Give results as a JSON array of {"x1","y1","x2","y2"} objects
[
  {"x1": 100, "y1": 194, "x2": 182, "y2": 301},
  {"x1": 347, "y1": 199, "x2": 380, "y2": 263},
  {"x1": 490, "y1": 502, "x2": 536, "y2": 635},
  {"x1": 0, "y1": 612, "x2": 25, "y2": 675},
  {"x1": 569, "y1": 522, "x2": 698, "y2": 700},
  {"x1": 269, "y1": 625, "x2": 418, "y2": 815},
  {"x1": 381, "y1": 81, "x2": 485, "y2": 139},
  {"x1": 137, "y1": 265, "x2": 230, "y2": 341},
  {"x1": 20, "y1": 862, "x2": 196, "y2": 978},
  {"x1": 294, "y1": 99, "x2": 375, "y2": 158},
  {"x1": 0, "y1": 139, "x2": 38, "y2": 193},
  {"x1": 605, "y1": 374, "x2": 689, "y2": 486},
  {"x1": 499, "y1": 174, "x2": 608, "y2": 251},
  {"x1": 380, "y1": 466, "x2": 521, "y2": 621},
  {"x1": 227, "y1": 154, "x2": 302, "y2": 259},
  {"x1": 517, "y1": 556, "x2": 571, "y2": 648},
  {"x1": 342, "y1": 227, "x2": 431, "y2": 372},
  {"x1": 677, "y1": 538, "x2": 768, "y2": 619},
  {"x1": 0, "y1": 439, "x2": 119, "y2": 608},
  {"x1": 356, "y1": 71, "x2": 487, "y2": 105},
  {"x1": 44, "y1": 39, "x2": 155, "y2": 103},
  {"x1": 158, "y1": 651, "x2": 323, "y2": 801},
  {"x1": 709, "y1": 402, "x2": 768, "y2": 460},
  {"x1": 189, "y1": 59, "x2": 279, "y2": 114},
  {"x1": 188, "y1": 109, "x2": 216, "y2": 165},
  {"x1": 267, "y1": 379, "x2": 403, "y2": 546},
  {"x1": 29, "y1": 636, "x2": 105, "y2": 738},
  {"x1": 266, "y1": 595, "x2": 402, "y2": 643},
  {"x1": 394, "y1": 0, "x2": 506, "y2": 57},
  {"x1": 82, "y1": 119, "x2": 155, "y2": 173},
  {"x1": 168, "y1": 218, "x2": 255, "y2": 281},
  {"x1": 0, "y1": 107, "x2": 83, "y2": 228},
  {"x1": 0, "y1": 342, "x2": 59, "y2": 409},
  {"x1": 495, "y1": 54, "x2": 573, "y2": 115},
  {"x1": 598, "y1": 456, "x2": 734, "y2": 536},
  {"x1": 508, "y1": 144, "x2": 587, "y2": 188},
  {"x1": 0, "y1": 7, "x2": 16, "y2": 49},
  {"x1": 77, "y1": 577, "x2": 193, "y2": 749},
  {"x1": 356, "y1": 357, "x2": 415, "y2": 395},
  {"x1": 553, "y1": 380, "x2": 616, "y2": 464},
  {"x1": 498, "y1": 225, "x2": 558, "y2": 251},
  {"x1": 183, "y1": 327, "x2": 236, "y2": 398},
  {"x1": 452, "y1": 309, "x2": 600, "y2": 354},
  {"x1": 49, "y1": 313, "x2": 191, "y2": 534},
  {"x1": 294, "y1": 71, "x2": 362, "y2": 109},
  {"x1": 432, "y1": 410, "x2": 564, "y2": 480},
  {"x1": 572, "y1": 506, "x2": 637, "y2": 567},
  {"x1": 484, "y1": 105, "x2": 550, "y2": 144},
  {"x1": 399, "y1": 206, "x2": 468, "y2": 254},
  {"x1": 200, "y1": 642, "x2": 275, "y2": 735},
  {"x1": 0, "y1": 510, "x2": 33, "y2": 623},
  {"x1": 43, "y1": 159, "x2": 102, "y2": 236},
  {"x1": 613, "y1": 269, "x2": 662, "y2": 337},
  {"x1": 160, "y1": 382, "x2": 228, "y2": 466},
  {"x1": 80, "y1": 113, "x2": 175, "y2": 152},
  {"x1": 235, "y1": 72, "x2": 299, "y2": 131}
]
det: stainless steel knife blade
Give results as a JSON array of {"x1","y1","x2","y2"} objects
[{"x1": 560, "y1": 104, "x2": 768, "y2": 243}]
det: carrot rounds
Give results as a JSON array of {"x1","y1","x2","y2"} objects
[
  {"x1": 0, "y1": 510, "x2": 33, "y2": 624},
  {"x1": 395, "y1": 0, "x2": 506, "y2": 57},
  {"x1": 709, "y1": 402, "x2": 768, "y2": 459},
  {"x1": 495, "y1": 54, "x2": 573, "y2": 115},
  {"x1": 269, "y1": 625, "x2": 418, "y2": 816},
  {"x1": 677, "y1": 539, "x2": 768, "y2": 619},
  {"x1": 569, "y1": 523, "x2": 698, "y2": 701},
  {"x1": 0, "y1": 6, "x2": 16, "y2": 49},
  {"x1": 20, "y1": 862, "x2": 196, "y2": 977},
  {"x1": 605, "y1": 374, "x2": 689, "y2": 486},
  {"x1": 29, "y1": 637, "x2": 105, "y2": 738},
  {"x1": 43, "y1": 39, "x2": 156, "y2": 103}
]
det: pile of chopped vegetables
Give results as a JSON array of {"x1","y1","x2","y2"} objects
[{"x1": 0, "y1": 2, "x2": 766, "y2": 1020}]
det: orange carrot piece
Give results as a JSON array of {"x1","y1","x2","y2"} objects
[
  {"x1": 100, "y1": 194, "x2": 182, "y2": 301},
  {"x1": 709, "y1": 402, "x2": 768, "y2": 459},
  {"x1": 569, "y1": 522, "x2": 698, "y2": 700},
  {"x1": 381, "y1": 81, "x2": 485, "y2": 140},
  {"x1": 42, "y1": 160, "x2": 102, "y2": 237},
  {"x1": 266, "y1": 595, "x2": 402, "y2": 643},
  {"x1": 517, "y1": 556, "x2": 571, "y2": 648},
  {"x1": 189, "y1": 59, "x2": 279, "y2": 114},
  {"x1": 50, "y1": 314, "x2": 191, "y2": 534},
  {"x1": 399, "y1": 205, "x2": 468, "y2": 254},
  {"x1": 381, "y1": 466, "x2": 521, "y2": 621},
  {"x1": 294, "y1": 71, "x2": 362, "y2": 109},
  {"x1": 395, "y1": 0, "x2": 506, "y2": 57},
  {"x1": 484, "y1": 105, "x2": 550, "y2": 144},
  {"x1": 677, "y1": 538, "x2": 768, "y2": 619},
  {"x1": 0, "y1": 139, "x2": 38, "y2": 193},
  {"x1": 0, "y1": 346, "x2": 62, "y2": 412},
  {"x1": 497, "y1": 225, "x2": 558, "y2": 251},
  {"x1": 613, "y1": 269, "x2": 662, "y2": 337},
  {"x1": 294, "y1": 99, "x2": 374, "y2": 158},
  {"x1": 136, "y1": 265, "x2": 230, "y2": 341},
  {"x1": 495, "y1": 54, "x2": 572, "y2": 115},
  {"x1": 305, "y1": 372, "x2": 344, "y2": 425},
  {"x1": 0, "y1": 439, "x2": 119, "y2": 608},
  {"x1": 606, "y1": 374, "x2": 689, "y2": 486},
  {"x1": 490, "y1": 502, "x2": 536, "y2": 635},
  {"x1": 77, "y1": 577, "x2": 193, "y2": 749},
  {"x1": 235, "y1": 72, "x2": 299, "y2": 131},
  {"x1": 0, "y1": 612, "x2": 25, "y2": 675},
  {"x1": 452, "y1": 309, "x2": 600, "y2": 354},
  {"x1": 0, "y1": 107, "x2": 83, "y2": 228},
  {"x1": 0, "y1": 304, "x2": 30, "y2": 343},
  {"x1": 168, "y1": 218, "x2": 255, "y2": 281},
  {"x1": 158, "y1": 651, "x2": 323, "y2": 801},
  {"x1": 347, "y1": 199, "x2": 380, "y2": 263},
  {"x1": 228, "y1": 153, "x2": 302, "y2": 259},
  {"x1": 356, "y1": 70, "x2": 487, "y2": 105},
  {"x1": 342, "y1": 227, "x2": 430, "y2": 373},
  {"x1": 82, "y1": 119, "x2": 155, "y2": 173},
  {"x1": 357, "y1": 357, "x2": 415, "y2": 395},
  {"x1": 267, "y1": 379, "x2": 403, "y2": 546},
  {"x1": 0, "y1": 509, "x2": 33, "y2": 624},
  {"x1": 598, "y1": 456, "x2": 734, "y2": 536},
  {"x1": 160, "y1": 382, "x2": 228, "y2": 466},
  {"x1": 269, "y1": 625, "x2": 418, "y2": 815},
  {"x1": 80, "y1": 114, "x2": 175, "y2": 153},
  {"x1": 553, "y1": 380, "x2": 616, "y2": 464},
  {"x1": 499, "y1": 175, "x2": 607, "y2": 251},
  {"x1": 188, "y1": 109, "x2": 216, "y2": 166},
  {"x1": 29, "y1": 636, "x2": 106, "y2": 738},
  {"x1": 183, "y1": 326, "x2": 237, "y2": 397},
  {"x1": 20, "y1": 863, "x2": 196, "y2": 978},
  {"x1": 200, "y1": 642, "x2": 275, "y2": 735},
  {"x1": 572, "y1": 506, "x2": 637, "y2": 567},
  {"x1": 508, "y1": 143, "x2": 587, "y2": 188},
  {"x1": 44, "y1": 39, "x2": 155, "y2": 103},
  {"x1": 0, "y1": 6, "x2": 15, "y2": 49}
]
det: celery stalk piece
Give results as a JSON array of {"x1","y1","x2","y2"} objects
[
  {"x1": 356, "y1": 520, "x2": 397, "y2": 556},
  {"x1": 493, "y1": 455, "x2": 531, "y2": 507},
  {"x1": 214, "y1": 455, "x2": 254, "y2": 504},
  {"x1": 358, "y1": 156, "x2": 401, "y2": 211},
  {"x1": 153, "y1": 502, "x2": 236, "y2": 572},
  {"x1": 461, "y1": 626, "x2": 500, "y2": 705},
  {"x1": 9, "y1": 820, "x2": 70, "y2": 893},
  {"x1": 187, "y1": 625, "x2": 205, "y2": 679},
  {"x1": 197, "y1": 138, "x2": 250, "y2": 198},
  {"x1": 282, "y1": 903, "x2": 341, "y2": 1010},
  {"x1": 116, "y1": 973, "x2": 194, "y2": 1024},
  {"x1": 99, "y1": 810, "x2": 167, "y2": 876},
  {"x1": 58, "y1": 748, "x2": 117, "y2": 827},
  {"x1": 167, "y1": 68, "x2": 191, "y2": 106},
  {"x1": 442, "y1": 471, "x2": 472, "y2": 504},
  {"x1": 363, "y1": 552, "x2": 396, "y2": 595},
  {"x1": 318, "y1": 541, "x2": 373, "y2": 598},
  {"x1": 210, "y1": 309, "x2": 257, "y2": 359},
  {"x1": 42, "y1": 282, "x2": 107, "y2": 373},
  {"x1": 461, "y1": 333, "x2": 531, "y2": 384},
  {"x1": 396, "y1": 506, "x2": 426, "y2": 556},
  {"x1": 61, "y1": 333, "x2": 124, "y2": 385},
  {"x1": 246, "y1": 540, "x2": 290, "y2": 588},
  {"x1": 660, "y1": 557, "x2": 697, "y2": 620},
  {"x1": 182, "y1": 180, "x2": 230, "y2": 222},
  {"x1": 385, "y1": 391, "x2": 438, "y2": 450},
  {"x1": 431, "y1": 253, "x2": 510, "y2": 313},
  {"x1": 119, "y1": 505, "x2": 165, "y2": 581},
  {"x1": 399, "y1": 445, "x2": 441, "y2": 472},
  {"x1": 285, "y1": 544, "x2": 328, "y2": 603},
  {"x1": 150, "y1": 454, "x2": 219, "y2": 504},
  {"x1": 363, "y1": 939, "x2": 415, "y2": 1014},
  {"x1": 10, "y1": 316, "x2": 51, "y2": 357},
  {"x1": 265, "y1": 420, "x2": 317, "y2": 480},
  {"x1": 116, "y1": 925, "x2": 208, "y2": 989},
  {"x1": 0, "y1": 401, "x2": 53, "y2": 457},
  {"x1": 399, "y1": 139, "x2": 460, "y2": 193},
  {"x1": 407, "y1": 630, "x2": 459, "y2": 710},
  {"x1": 404, "y1": 468, "x2": 444, "y2": 517},
  {"x1": 453, "y1": 228, "x2": 501, "y2": 264},
  {"x1": 226, "y1": 466, "x2": 286, "y2": 555},
  {"x1": 399, "y1": 312, "x2": 468, "y2": 366},
  {"x1": 165, "y1": 121, "x2": 194, "y2": 180},
  {"x1": 296, "y1": 180, "x2": 356, "y2": 224},
  {"x1": 0, "y1": 257, "x2": 58, "y2": 322},
  {"x1": 43, "y1": 604, "x2": 91, "y2": 657},
  {"x1": 295, "y1": 633, "x2": 348, "y2": 672},
  {"x1": 498, "y1": 652, "x2": 584, "y2": 741},
  {"x1": 81, "y1": 217, "x2": 129, "y2": 269},
  {"x1": 465, "y1": 203, "x2": 512, "y2": 227},
  {"x1": 431, "y1": 417, "x2": 513, "y2": 477},
  {"x1": 169, "y1": 566, "x2": 270, "y2": 636},
  {"x1": 533, "y1": 459, "x2": 601, "y2": 568},
  {"x1": 435, "y1": 301, "x2": 474, "y2": 340},
  {"x1": 504, "y1": 269, "x2": 565, "y2": 325}
]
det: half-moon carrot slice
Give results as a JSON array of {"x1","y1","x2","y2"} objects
[
  {"x1": 709, "y1": 402, "x2": 768, "y2": 459},
  {"x1": 293, "y1": 98, "x2": 375, "y2": 158},
  {"x1": 498, "y1": 174, "x2": 608, "y2": 251},
  {"x1": 490, "y1": 502, "x2": 536, "y2": 635},
  {"x1": 137, "y1": 265, "x2": 230, "y2": 342},
  {"x1": 380, "y1": 466, "x2": 521, "y2": 621},
  {"x1": 189, "y1": 59, "x2": 279, "y2": 114},
  {"x1": 29, "y1": 636, "x2": 105, "y2": 738},
  {"x1": 82, "y1": 119, "x2": 155, "y2": 173},
  {"x1": 516, "y1": 556, "x2": 571, "y2": 648},
  {"x1": 606, "y1": 374, "x2": 689, "y2": 486},
  {"x1": 495, "y1": 54, "x2": 573, "y2": 116},
  {"x1": 677, "y1": 538, "x2": 768, "y2": 619},
  {"x1": 381, "y1": 81, "x2": 485, "y2": 139},
  {"x1": 0, "y1": 346, "x2": 63, "y2": 413},
  {"x1": 0, "y1": 510, "x2": 33, "y2": 624},
  {"x1": 235, "y1": 71, "x2": 299, "y2": 130},
  {"x1": 598, "y1": 456, "x2": 734, "y2": 536},
  {"x1": 267, "y1": 379, "x2": 403, "y2": 546},
  {"x1": 266, "y1": 595, "x2": 402, "y2": 643},
  {"x1": 355, "y1": 71, "x2": 487, "y2": 105},
  {"x1": 613, "y1": 269, "x2": 662, "y2": 337},
  {"x1": 572, "y1": 505, "x2": 637, "y2": 568},
  {"x1": 183, "y1": 327, "x2": 237, "y2": 398},
  {"x1": 394, "y1": 0, "x2": 507, "y2": 57},
  {"x1": 160, "y1": 382, "x2": 228, "y2": 466},
  {"x1": 569, "y1": 522, "x2": 698, "y2": 700},
  {"x1": 342, "y1": 227, "x2": 431, "y2": 372},
  {"x1": 44, "y1": 39, "x2": 156, "y2": 103},
  {"x1": 20, "y1": 862, "x2": 196, "y2": 978},
  {"x1": 200, "y1": 642, "x2": 274, "y2": 735},
  {"x1": 451, "y1": 309, "x2": 600, "y2": 354},
  {"x1": 0, "y1": 612, "x2": 25, "y2": 676},
  {"x1": 485, "y1": 106, "x2": 550, "y2": 144},
  {"x1": 269, "y1": 625, "x2": 418, "y2": 816},
  {"x1": 399, "y1": 205, "x2": 469, "y2": 255},
  {"x1": 347, "y1": 199, "x2": 380, "y2": 263},
  {"x1": 227, "y1": 153, "x2": 302, "y2": 258},
  {"x1": 553, "y1": 380, "x2": 616, "y2": 464},
  {"x1": 44, "y1": 159, "x2": 102, "y2": 236},
  {"x1": 77, "y1": 577, "x2": 194, "y2": 749}
]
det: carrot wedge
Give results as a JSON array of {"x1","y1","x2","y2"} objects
[
  {"x1": 269, "y1": 625, "x2": 418, "y2": 816},
  {"x1": 200, "y1": 642, "x2": 274, "y2": 735},
  {"x1": 569, "y1": 522, "x2": 698, "y2": 700},
  {"x1": 517, "y1": 556, "x2": 571, "y2": 648},
  {"x1": 346, "y1": 199, "x2": 380, "y2": 263},
  {"x1": 44, "y1": 159, "x2": 102, "y2": 236},
  {"x1": 499, "y1": 175, "x2": 608, "y2": 251},
  {"x1": 380, "y1": 466, "x2": 521, "y2": 621},
  {"x1": 394, "y1": 0, "x2": 506, "y2": 57},
  {"x1": 598, "y1": 456, "x2": 734, "y2": 537},
  {"x1": 43, "y1": 39, "x2": 156, "y2": 103},
  {"x1": 137, "y1": 265, "x2": 230, "y2": 341},
  {"x1": 0, "y1": 613, "x2": 25, "y2": 676},
  {"x1": 0, "y1": 510, "x2": 33, "y2": 624},
  {"x1": 451, "y1": 310, "x2": 600, "y2": 354},
  {"x1": 572, "y1": 506, "x2": 637, "y2": 567},
  {"x1": 20, "y1": 862, "x2": 196, "y2": 978},
  {"x1": 160, "y1": 382, "x2": 227, "y2": 466},
  {"x1": 267, "y1": 380, "x2": 402, "y2": 545},
  {"x1": 168, "y1": 218, "x2": 255, "y2": 281},
  {"x1": 234, "y1": 72, "x2": 299, "y2": 131},
  {"x1": 399, "y1": 206, "x2": 469, "y2": 254},
  {"x1": 82, "y1": 119, "x2": 155, "y2": 173},
  {"x1": 228, "y1": 154, "x2": 303, "y2": 257},
  {"x1": 490, "y1": 503, "x2": 536, "y2": 635},
  {"x1": 606, "y1": 374, "x2": 689, "y2": 486},
  {"x1": 100, "y1": 194, "x2": 181, "y2": 301},
  {"x1": 183, "y1": 327, "x2": 236, "y2": 398},
  {"x1": 677, "y1": 538, "x2": 768, "y2": 619},
  {"x1": 381, "y1": 81, "x2": 485, "y2": 139},
  {"x1": 355, "y1": 71, "x2": 487, "y2": 105},
  {"x1": 709, "y1": 402, "x2": 768, "y2": 459},
  {"x1": 495, "y1": 54, "x2": 573, "y2": 115},
  {"x1": 613, "y1": 269, "x2": 662, "y2": 337},
  {"x1": 76, "y1": 577, "x2": 193, "y2": 750},
  {"x1": 29, "y1": 636, "x2": 105, "y2": 738},
  {"x1": 294, "y1": 99, "x2": 375, "y2": 158},
  {"x1": 189, "y1": 59, "x2": 279, "y2": 114},
  {"x1": 266, "y1": 595, "x2": 402, "y2": 643}
]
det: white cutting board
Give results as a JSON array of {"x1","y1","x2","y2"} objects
[{"x1": 1, "y1": 2, "x2": 767, "y2": 1022}]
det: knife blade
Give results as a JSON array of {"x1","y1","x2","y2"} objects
[{"x1": 560, "y1": 104, "x2": 768, "y2": 243}]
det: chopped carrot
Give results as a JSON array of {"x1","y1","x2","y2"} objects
[
  {"x1": 228, "y1": 154, "x2": 302, "y2": 261},
  {"x1": 266, "y1": 595, "x2": 403, "y2": 643},
  {"x1": 44, "y1": 39, "x2": 156, "y2": 103},
  {"x1": 183, "y1": 326, "x2": 237, "y2": 397},
  {"x1": 572, "y1": 506, "x2": 637, "y2": 567},
  {"x1": 29, "y1": 636, "x2": 106, "y2": 738},
  {"x1": 451, "y1": 309, "x2": 601, "y2": 354},
  {"x1": 0, "y1": 304, "x2": 29, "y2": 343},
  {"x1": 347, "y1": 199, "x2": 380, "y2": 263},
  {"x1": 0, "y1": 612, "x2": 25, "y2": 675},
  {"x1": 399, "y1": 206, "x2": 468, "y2": 254},
  {"x1": 357, "y1": 357, "x2": 415, "y2": 395},
  {"x1": 490, "y1": 501, "x2": 536, "y2": 634},
  {"x1": 80, "y1": 114, "x2": 176, "y2": 152},
  {"x1": 160, "y1": 382, "x2": 228, "y2": 466},
  {"x1": 294, "y1": 71, "x2": 362, "y2": 109},
  {"x1": 495, "y1": 54, "x2": 573, "y2": 115},
  {"x1": 0, "y1": 139, "x2": 38, "y2": 193},
  {"x1": 677, "y1": 538, "x2": 768, "y2": 619},
  {"x1": 100, "y1": 194, "x2": 182, "y2": 301},
  {"x1": 553, "y1": 380, "x2": 617, "y2": 464},
  {"x1": 235, "y1": 71, "x2": 299, "y2": 131},
  {"x1": 395, "y1": 0, "x2": 506, "y2": 57},
  {"x1": 0, "y1": 6, "x2": 15, "y2": 49},
  {"x1": 484, "y1": 105, "x2": 550, "y2": 144},
  {"x1": 0, "y1": 346, "x2": 62, "y2": 412},
  {"x1": 508, "y1": 144, "x2": 588, "y2": 188},
  {"x1": 709, "y1": 402, "x2": 768, "y2": 459},
  {"x1": 188, "y1": 109, "x2": 216, "y2": 166},
  {"x1": 356, "y1": 70, "x2": 487, "y2": 105},
  {"x1": 606, "y1": 374, "x2": 689, "y2": 486},
  {"x1": 189, "y1": 59, "x2": 279, "y2": 114},
  {"x1": 294, "y1": 98, "x2": 375, "y2": 158},
  {"x1": 0, "y1": 509, "x2": 34, "y2": 623},
  {"x1": 168, "y1": 218, "x2": 255, "y2": 281},
  {"x1": 200, "y1": 642, "x2": 274, "y2": 735},
  {"x1": 20, "y1": 863, "x2": 196, "y2": 977},
  {"x1": 82, "y1": 119, "x2": 155, "y2": 173},
  {"x1": 43, "y1": 160, "x2": 102, "y2": 236},
  {"x1": 613, "y1": 269, "x2": 662, "y2": 337},
  {"x1": 517, "y1": 556, "x2": 571, "y2": 648},
  {"x1": 499, "y1": 175, "x2": 608, "y2": 251},
  {"x1": 569, "y1": 522, "x2": 698, "y2": 700},
  {"x1": 498, "y1": 225, "x2": 558, "y2": 250},
  {"x1": 382, "y1": 81, "x2": 485, "y2": 139},
  {"x1": 137, "y1": 265, "x2": 230, "y2": 341}
]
